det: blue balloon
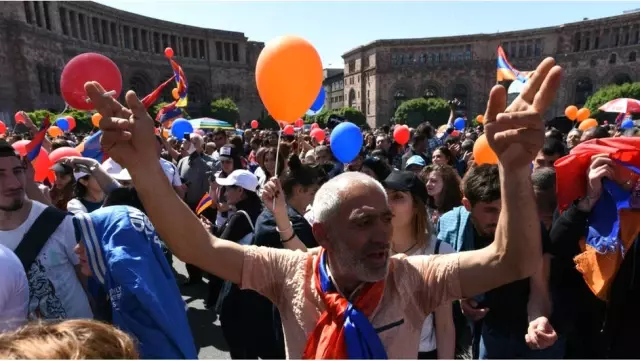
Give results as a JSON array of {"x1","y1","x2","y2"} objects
[
  {"x1": 454, "y1": 117, "x2": 465, "y2": 130},
  {"x1": 171, "y1": 118, "x2": 194, "y2": 138},
  {"x1": 56, "y1": 118, "x2": 69, "y2": 131},
  {"x1": 621, "y1": 119, "x2": 634, "y2": 129},
  {"x1": 330, "y1": 122, "x2": 363, "y2": 163},
  {"x1": 309, "y1": 87, "x2": 326, "y2": 112}
]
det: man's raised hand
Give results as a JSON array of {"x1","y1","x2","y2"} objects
[
  {"x1": 84, "y1": 81, "x2": 157, "y2": 171},
  {"x1": 483, "y1": 57, "x2": 562, "y2": 170}
]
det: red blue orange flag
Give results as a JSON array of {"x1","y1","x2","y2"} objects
[
  {"x1": 496, "y1": 46, "x2": 530, "y2": 83},
  {"x1": 169, "y1": 57, "x2": 188, "y2": 107},
  {"x1": 76, "y1": 130, "x2": 106, "y2": 163},
  {"x1": 141, "y1": 76, "x2": 176, "y2": 109},
  {"x1": 25, "y1": 115, "x2": 50, "y2": 161},
  {"x1": 196, "y1": 193, "x2": 213, "y2": 215}
]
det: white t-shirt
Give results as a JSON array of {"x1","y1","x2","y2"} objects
[
  {"x1": 0, "y1": 201, "x2": 93, "y2": 321},
  {"x1": 160, "y1": 158, "x2": 182, "y2": 187},
  {"x1": 407, "y1": 237, "x2": 455, "y2": 352},
  {"x1": 0, "y1": 244, "x2": 29, "y2": 332}
]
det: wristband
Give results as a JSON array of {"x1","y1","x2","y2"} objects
[
  {"x1": 276, "y1": 221, "x2": 293, "y2": 234},
  {"x1": 281, "y1": 233, "x2": 296, "y2": 243}
]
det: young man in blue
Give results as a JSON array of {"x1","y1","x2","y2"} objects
[{"x1": 74, "y1": 204, "x2": 196, "y2": 359}]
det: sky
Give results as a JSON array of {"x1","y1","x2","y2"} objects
[{"x1": 96, "y1": 1, "x2": 637, "y2": 68}]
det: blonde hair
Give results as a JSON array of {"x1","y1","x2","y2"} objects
[
  {"x1": 411, "y1": 195, "x2": 433, "y2": 248},
  {"x1": 0, "y1": 319, "x2": 138, "y2": 359}
]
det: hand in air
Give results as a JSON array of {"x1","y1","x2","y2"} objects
[
  {"x1": 484, "y1": 58, "x2": 562, "y2": 170},
  {"x1": 260, "y1": 177, "x2": 287, "y2": 215},
  {"x1": 84, "y1": 82, "x2": 156, "y2": 171}
]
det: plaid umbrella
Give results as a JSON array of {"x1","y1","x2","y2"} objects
[{"x1": 189, "y1": 118, "x2": 234, "y2": 130}]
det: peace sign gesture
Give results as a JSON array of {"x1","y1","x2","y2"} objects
[
  {"x1": 484, "y1": 57, "x2": 562, "y2": 170},
  {"x1": 84, "y1": 81, "x2": 157, "y2": 172}
]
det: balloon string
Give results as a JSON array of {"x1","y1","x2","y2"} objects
[
  {"x1": 272, "y1": 126, "x2": 282, "y2": 210},
  {"x1": 54, "y1": 104, "x2": 69, "y2": 124}
]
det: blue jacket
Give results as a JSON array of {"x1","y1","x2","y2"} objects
[
  {"x1": 74, "y1": 206, "x2": 197, "y2": 359},
  {"x1": 437, "y1": 206, "x2": 475, "y2": 252}
]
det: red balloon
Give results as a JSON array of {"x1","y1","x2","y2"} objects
[
  {"x1": 0, "y1": 121, "x2": 6, "y2": 135},
  {"x1": 295, "y1": 119, "x2": 304, "y2": 127},
  {"x1": 310, "y1": 128, "x2": 325, "y2": 142},
  {"x1": 15, "y1": 112, "x2": 25, "y2": 124},
  {"x1": 165, "y1": 47, "x2": 174, "y2": 58},
  {"x1": 49, "y1": 147, "x2": 82, "y2": 164},
  {"x1": 60, "y1": 53, "x2": 122, "y2": 111},
  {"x1": 311, "y1": 123, "x2": 319, "y2": 130},
  {"x1": 66, "y1": 117, "x2": 76, "y2": 131},
  {"x1": 12, "y1": 140, "x2": 51, "y2": 182},
  {"x1": 393, "y1": 125, "x2": 410, "y2": 145},
  {"x1": 250, "y1": 120, "x2": 259, "y2": 129},
  {"x1": 283, "y1": 124, "x2": 295, "y2": 135}
]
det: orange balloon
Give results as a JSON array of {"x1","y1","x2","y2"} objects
[
  {"x1": 565, "y1": 105, "x2": 578, "y2": 121},
  {"x1": 576, "y1": 108, "x2": 591, "y2": 122},
  {"x1": 476, "y1": 114, "x2": 485, "y2": 124},
  {"x1": 578, "y1": 118, "x2": 598, "y2": 131},
  {"x1": 162, "y1": 129, "x2": 169, "y2": 138},
  {"x1": 473, "y1": 134, "x2": 498, "y2": 165},
  {"x1": 47, "y1": 126, "x2": 63, "y2": 138},
  {"x1": 92, "y1": 113, "x2": 102, "y2": 128},
  {"x1": 255, "y1": 36, "x2": 323, "y2": 123},
  {"x1": 172, "y1": 88, "x2": 180, "y2": 100}
]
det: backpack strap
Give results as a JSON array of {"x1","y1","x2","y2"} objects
[
  {"x1": 434, "y1": 238, "x2": 443, "y2": 255},
  {"x1": 14, "y1": 206, "x2": 68, "y2": 273},
  {"x1": 235, "y1": 210, "x2": 254, "y2": 231}
]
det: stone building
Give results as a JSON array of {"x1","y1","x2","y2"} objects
[
  {"x1": 0, "y1": 1, "x2": 265, "y2": 125},
  {"x1": 342, "y1": 11, "x2": 640, "y2": 128},
  {"x1": 323, "y1": 68, "x2": 344, "y2": 111}
]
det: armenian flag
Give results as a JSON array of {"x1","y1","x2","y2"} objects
[
  {"x1": 76, "y1": 130, "x2": 106, "y2": 163},
  {"x1": 24, "y1": 115, "x2": 50, "y2": 161},
  {"x1": 196, "y1": 193, "x2": 213, "y2": 215},
  {"x1": 141, "y1": 76, "x2": 176, "y2": 109},
  {"x1": 169, "y1": 57, "x2": 188, "y2": 107},
  {"x1": 496, "y1": 46, "x2": 530, "y2": 83}
]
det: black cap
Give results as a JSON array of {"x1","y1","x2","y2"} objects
[
  {"x1": 383, "y1": 170, "x2": 429, "y2": 204},
  {"x1": 218, "y1": 144, "x2": 237, "y2": 161},
  {"x1": 51, "y1": 163, "x2": 73, "y2": 175}
]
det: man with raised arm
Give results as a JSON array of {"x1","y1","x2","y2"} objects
[{"x1": 86, "y1": 57, "x2": 562, "y2": 359}]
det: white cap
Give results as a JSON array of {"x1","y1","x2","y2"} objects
[
  {"x1": 101, "y1": 158, "x2": 132, "y2": 182},
  {"x1": 74, "y1": 171, "x2": 89, "y2": 181},
  {"x1": 215, "y1": 169, "x2": 258, "y2": 193}
]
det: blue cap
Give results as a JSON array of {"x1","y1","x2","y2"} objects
[{"x1": 406, "y1": 155, "x2": 426, "y2": 168}]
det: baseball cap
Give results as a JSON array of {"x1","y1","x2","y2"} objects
[
  {"x1": 383, "y1": 170, "x2": 429, "y2": 204},
  {"x1": 215, "y1": 169, "x2": 258, "y2": 193},
  {"x1": 51, "y1": 163, "x2": 73, "y2": 175},
  {"x1": 218, "y1": 144, "x2": 236, "y2": 161},
  {"x1": 406, "y1": 155, "x2": 426, "y2": 168},
  {"x1": 101, "y1": 158, "x2": 132, "y2": 182}
]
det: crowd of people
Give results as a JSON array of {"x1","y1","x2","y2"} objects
[{"x1": 0, "y1": 56, "x2": 639, "y2": 359}]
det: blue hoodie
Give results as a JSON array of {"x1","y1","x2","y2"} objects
[{"x1": 74, "y1": 206, "x2": 196, "y2": 359}]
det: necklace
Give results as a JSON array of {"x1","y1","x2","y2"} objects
[{"x1": 392, "y1": 241, "x2": 418, "y2": 255}]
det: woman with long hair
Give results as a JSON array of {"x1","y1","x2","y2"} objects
[
  {"x1": 419, "y1": 164, "x2": 463, "y2": 225},
  {"x1": 382, "y1": 171, "x2": 456, "y2": 360},
  {"x1": 432, "y1": 146, "x2": 455, "y2": 167},
  {"x1": 255, "y1": 146, "x2": 284, "y2": 187}
]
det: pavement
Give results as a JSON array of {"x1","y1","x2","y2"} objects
[{"x1": 173, "y1": 257, "x2": 230, "y2": 360}]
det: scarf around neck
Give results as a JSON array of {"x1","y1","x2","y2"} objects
[{"x1": 303, "y1": 250, "x2": 388, "y2": 359}]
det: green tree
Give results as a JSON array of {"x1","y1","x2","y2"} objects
[
  {"x1": 210, "y1": 98, "x2": 240, "y2": 125},
  {"x1": 63, "y1": 110, "x2": 92, "y2": 133},
  {"x1": 334, "y1": 107, "x2": 367, "y2": 128},
  {"x1": 393, "y1": 97, "x2": 450, "y2": 128},
  {"x1": 584, "y1": 82, "x2": 640, "y2": 121}
]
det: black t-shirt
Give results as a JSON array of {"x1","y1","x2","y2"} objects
[{"x1": 479, "y1": 223, "x2": 551, "y2": 332}]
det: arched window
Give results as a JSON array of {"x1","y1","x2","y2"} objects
[
  {"x1": 452, "y1": 84, "x2": 468, "y2": 110},
  {"x1": 159, "y1": 74, "x2": 174, "y2": 102},
  {"x1": 629, "y1": 51, "x2": 637, "y2": 62},
  {"x1": 613, "y1": 73, "x2": 632, "y2": 86},
  {"x1": 574, "y1": 77, "x2": 593, "y2": 107},
  {"x1": 187, "y1": 81, "x2": 205, "y2": 103},
  {"x1": 348, "y1": 89, "x2": 356, "y2": 108},
  {"x1": 393, "y1": 89, "x2": 406, "y2": 110},
  {"x1": 129, "y1": 73, "x2": 152, "y2": 98},
  {"x1": 423, "y1": 86, "x2": 438, "y2": 99},
  {"x1": 609, "y1": 53, "x2": 617, "y2": 64}
]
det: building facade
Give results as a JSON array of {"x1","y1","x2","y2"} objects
[
  {"x1": 0, "y1": 1, "x2": 265, "y2": 125},
  {"x1": 342, "y1": 11, "x2": 640, "y2": 128},
  {"x1": 322, "y1": 68, "x2": 344, "y2": 111}
]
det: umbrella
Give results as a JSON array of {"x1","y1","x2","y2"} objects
[
  {"x1": 189, "y1": 118, "x2": 234, "y2": 130},
  {"x1": 598, "y1": 98, "x2": 640, "y2": 114}
]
